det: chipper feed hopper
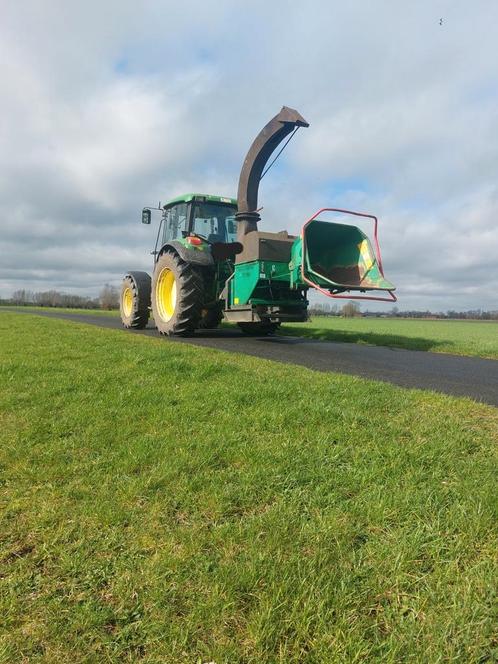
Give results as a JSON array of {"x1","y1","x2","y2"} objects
[{"x1": 120, "y1": 107, "x2": 395, "y2": 335}]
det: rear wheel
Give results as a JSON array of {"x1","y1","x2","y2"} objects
[
  {"x1": 120, "y1": 272, "x2": 151, "y2": 329},
  {"x1": 152, "y1": 251, "x2": 204, "y2": 336},
  {"x1": 237, "y1": 322, "x2": 280, "y2": 336}
]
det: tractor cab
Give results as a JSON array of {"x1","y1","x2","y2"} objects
[{"x1": 158, "y1": 194, "x2": 238, "y2": 247}]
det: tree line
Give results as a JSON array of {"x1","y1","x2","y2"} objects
[
  {"x1": 3, "y1": 285, "x2": 120, "y2": 310},
  {"x1": 308, "y1": 302, "x2": 498, "y2": 319}
]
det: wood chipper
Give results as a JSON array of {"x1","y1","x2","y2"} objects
[{"x1": 120, "y1": 107, "x2": 396, "y2": 335}]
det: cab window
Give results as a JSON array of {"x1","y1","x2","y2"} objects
[
  {"x1": 192, "y1": 203, "x2": 237, "y2": 243},
  {"x1": 162, "y1": 203, "x2": 188, "y2": 243}
]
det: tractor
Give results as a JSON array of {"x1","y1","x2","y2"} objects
[{"x1": 119, "y1": 107, "x2": 396, "y2": 336}]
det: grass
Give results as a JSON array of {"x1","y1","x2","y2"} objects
[
  {"x1": 283, "y1": 317, "x2": 498, "y2": 359},
  {"x1": 0, "y1": 313, "x2": 496, "y2": 663}
]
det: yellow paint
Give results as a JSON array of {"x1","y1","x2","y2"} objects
[
  {"x1": 358, "y1": 240, "x2": 374, "y2": 271},
  {"x1": 122, "y1": 287, "x2": 133, "y2": 317},
  {"x1": 156, "y1": 268, "x2": 177, "y2": 322}
]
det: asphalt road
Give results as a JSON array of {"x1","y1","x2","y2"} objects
[{"x1": 3, "y1": 308, "x2": 498, "y2": 406}]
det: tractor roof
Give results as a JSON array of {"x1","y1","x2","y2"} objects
[{"x1": 164, "y1": 193, "x2": 237, "y2": 208}]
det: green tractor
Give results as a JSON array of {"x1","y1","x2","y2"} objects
[{"x1": 120, "y1": 107, "x2": 396, "y2": 336}]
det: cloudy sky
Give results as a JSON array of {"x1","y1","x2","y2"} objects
[{"x1": 1, "y1": 1, "x2": 497, "y2": 311}]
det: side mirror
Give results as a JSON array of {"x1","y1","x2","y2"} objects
[{"x1": 141, "y1": 208, "x2": 151, "y2": 225}]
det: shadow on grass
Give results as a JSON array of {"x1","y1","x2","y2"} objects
[{"x1": 280, "y1": 326, "x2": 454, "y2": 353}]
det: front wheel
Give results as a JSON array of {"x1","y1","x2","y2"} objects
[
  {"x1": 120, "y1": 272, "x2": 151, "y2": 329},
  {"x1": 151, "y1": 252, "x2": 204, "y2": 336}
]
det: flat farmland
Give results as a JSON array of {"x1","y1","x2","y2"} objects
[
  {"x1": 284, "y1": 317, "x2": 498, "y2": 359},
  {"x1": 0, "y1": 312, "x2": 496, "y2": 663}
]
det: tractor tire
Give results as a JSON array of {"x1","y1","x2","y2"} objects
[
  {"x1": 120, "y1": 271, "x2": 151, "y2": 329},
  {"x1": 151, "y1": 251, "x2": 204, "y2": 336},
  {"x1": 237, "y1": 322, "x2": 280, "y2": 336},
  {"x1": 198, "y1": 305, "x2": 223, "y2": 330}
]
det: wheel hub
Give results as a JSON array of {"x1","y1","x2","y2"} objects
[
  {"x1": 122, "y1": 287, "x2": 133, "y2": 317},
  {"x1": 156, "y1": 268, "x2": 177, "y2": 322}
]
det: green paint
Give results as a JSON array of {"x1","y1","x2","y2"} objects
[
  {"x1": 176, "y1": 236, "x2": 209, "y2": 252},
  {"x1": 164, "y1": 193, "x2": 237, "y2": 208},
  {"x1": 230, "y1": 218, "x2": 395, "y2": 310},
  {"x1": 231, "y1": 261, "x2": 295, "y2": 306},
  {"x1": 289, "y1": 237, "x2": 303, "y2": 289},
  {"x1": 291, "y1": 220, "x2": 395, "y2": 291},
  {"x1": 231, "y1": 261, "x2": 266, "y2": 305}
]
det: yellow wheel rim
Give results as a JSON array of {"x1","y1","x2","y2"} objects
[
  {"x1": 122, "y1": 286, "x2": 133, "y2": 317},
  {"x1": 156, "y1": 268, "x2": 177, "y2": 322}
]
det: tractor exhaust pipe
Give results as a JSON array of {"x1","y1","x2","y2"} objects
[{"x1": 236, "y1": 106, "x2": 309, "y2": 239}]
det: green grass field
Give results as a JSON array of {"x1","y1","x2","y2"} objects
[
  {"x1": 284, "y1": 317, "x2": 498, "y2": 359},
  {"x1": 0, "y1": 312, "x2": 496, "y2": 663}
]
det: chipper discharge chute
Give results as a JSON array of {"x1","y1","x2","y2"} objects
[{"x1": 120, "y1": 106, "x2": 396, "y2": 336}]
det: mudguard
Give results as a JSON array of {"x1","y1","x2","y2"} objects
[{"x1": 159, "y1": 241, "x2": 214, "y2": 267}]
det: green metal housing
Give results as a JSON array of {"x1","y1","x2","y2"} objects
[
  {"x1": 225, "y1": 255, "x2": 307, "y2": 324},
  {"x1": 231, "y1": 260, "x2": 293, "y2": 305},
  {"x1": 226, "y1": 217, "x2": 395, "y2": 322}
]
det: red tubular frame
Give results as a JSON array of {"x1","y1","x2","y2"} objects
[{"x1": 301, "y1": 207, "x2": 397, "y2": 302}]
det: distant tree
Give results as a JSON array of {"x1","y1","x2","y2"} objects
[
  {"x1": 11, "y1": 289, "x2": 33, "y2": 305},
  {"x1": 11, "y1": 290, "x2": 25, "y2": 305},
  {"x1": 33, "y1": 290, "x2": 62, "y2": 307},
  {"x1": 308, "y1": 302, "x2": 340, "y2": 317},
  {"x1": 342, "y1": 301, "x2": 361, "y2": 318},
  {"x1": 100, "y1": 284, "x2": 119, "y2": 310}
]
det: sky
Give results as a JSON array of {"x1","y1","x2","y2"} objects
[{"x1": 1, "y1": 0, "x2": 497, "y2": 311}]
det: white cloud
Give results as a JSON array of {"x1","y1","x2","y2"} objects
[{"x1": 1, "y1": 0, "x2": 497, "y2": 311}]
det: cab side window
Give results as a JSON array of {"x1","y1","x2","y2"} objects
[{"x1": 162, "y1": 203, "x2": 188, "y2": 243}]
